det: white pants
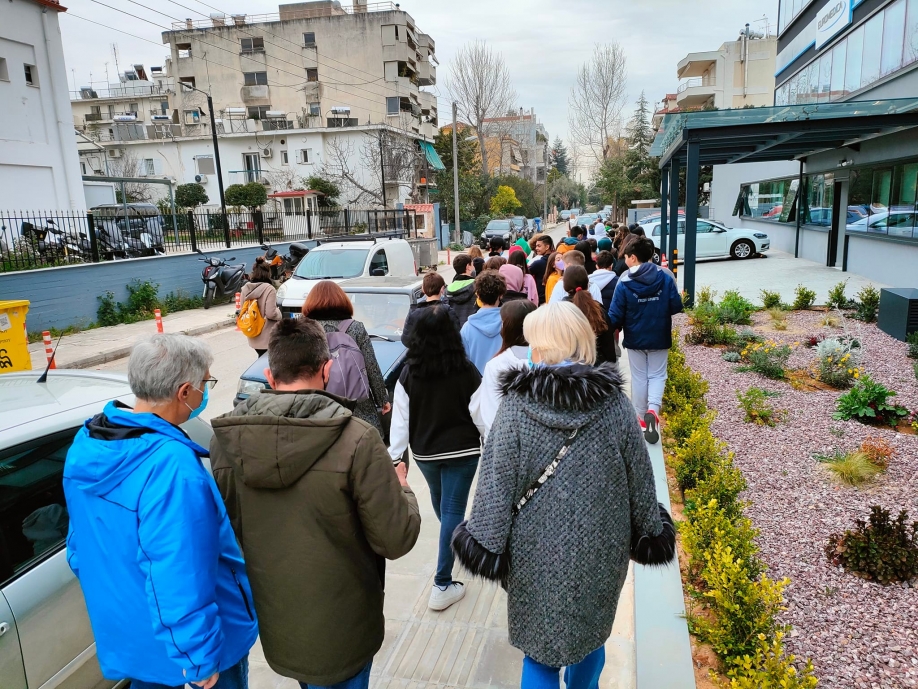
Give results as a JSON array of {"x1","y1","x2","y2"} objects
[{"x1": 626, "y1": 349, "x2": 669, "y2": 416}]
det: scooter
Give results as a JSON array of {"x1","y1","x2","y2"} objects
[
  {"x1": 259, "y1": 241, "x2": 310, "y2": 284},
  {"x1": 199, "y1": 253, "x2": 247, "y2": 309},
  {"x1": 21, "y1": 220, "x2": 66, "y2": 260}
]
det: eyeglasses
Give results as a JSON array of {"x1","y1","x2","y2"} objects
[{"x1": 202, "y1": 378, "x2": 219, "y2": 391}]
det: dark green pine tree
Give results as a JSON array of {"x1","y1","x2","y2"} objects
[
  {"x1": 550, "y1": 137, "x2": 569, "y2": 176},
  {"x1": 623, "y1": 92, "x2": 660, "y2": 200}
]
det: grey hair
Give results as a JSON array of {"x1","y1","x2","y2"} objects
[{"x1": 127, "y1": 334, "x2": 214, "y2": 404}]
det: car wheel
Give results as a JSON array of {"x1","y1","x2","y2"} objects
[{"x1": 731, "y1": 240, "x2": 755, "y2": 260}]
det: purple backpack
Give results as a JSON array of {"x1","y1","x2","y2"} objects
[{"x1": 325, "y1": 319, "x2": 372, "y2": 402}]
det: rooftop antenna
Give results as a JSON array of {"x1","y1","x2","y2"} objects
[
  {"x1": 111, "y1": 44, "x2": 121, "y2": 80},
  {"x1": 753, "y1": 15, "x2": 771, "y2": 37},
  {"x1": 36, "y1": 332, "x2": 64, "y2": 384}
]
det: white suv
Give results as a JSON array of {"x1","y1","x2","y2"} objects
[
  {"x1": 275, "y1": 236, "x2": 417, "y2": 317},
  {"x1": 642, "y1": 218, "x2": 770, "y2": 261}
]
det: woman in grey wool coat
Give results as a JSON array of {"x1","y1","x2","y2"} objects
[{"x1": 452, "y1": 301, "x2": 675, "y2": 689}]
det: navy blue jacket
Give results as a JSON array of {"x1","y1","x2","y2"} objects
[{"x1": 607, "y1": 263, "x2": 683, "y2": 351}]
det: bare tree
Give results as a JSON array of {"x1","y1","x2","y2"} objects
[
  {"x1": 447, "y1": 41, "x2": 517, "y2": 176},
  {"x1": 108, "y1": 148, "x2": 154, "y2": 203},
  {"x1": 568, "y1": 43, "x2": 628, "y2": 163}
]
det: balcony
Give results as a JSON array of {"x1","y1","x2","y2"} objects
[
  {"x1": 382, "y1": 42, "x2": 417, "y2": 65},
  {"x1": 417, "y1": 60, "x2": 436, "y2": 86},
  {"x1": 70, "y1": 81, "x2": 175, "y2": 101},
  {"x1": 84, "y1": 113, "x2": 104, "y2": 122},
  {"x1": 676, "y1": 77, "x2": 716, "y2": 108},
  {"x1": 240, "y1": 85, "x2": 270, "y2": 102},
  {"x1": 229, "y1": 170, "x2": 268, "y2": 185},
  {"x1": 676, "y1": 50, "x2": 719, "y2": 79}
]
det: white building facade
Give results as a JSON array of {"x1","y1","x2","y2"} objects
[{"x1": 1, "y1": 0, "x2": 84, "y2": 211}]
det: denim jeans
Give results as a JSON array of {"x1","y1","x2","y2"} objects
[
  {"x1": 298, "y1": 662, "x2": 372, "y2": 689},
  {"x1": 520, "y1": 646, "x2": 605, "y2": 689},
  {"x1": 415, "y1": 455, "x2": 480, "y2": 587},
  {"x1": 130, "y1": 655, "x2": 249, "y2": 689}
]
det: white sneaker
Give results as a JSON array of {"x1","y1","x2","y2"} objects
[{"x1": 428, "y1": 582, "x2": 466, "y2": 611}]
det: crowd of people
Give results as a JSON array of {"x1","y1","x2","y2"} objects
[{"x1": 61, "y1": 214, "x2": 681, "y2": 689}]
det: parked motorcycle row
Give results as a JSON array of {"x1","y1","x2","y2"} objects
[
  {"x1": 198, "y1": 240, "x2": 310, "y2": 309},
  {"x1": 19, "y1": 213, "x2": 166, "y2": 264}
]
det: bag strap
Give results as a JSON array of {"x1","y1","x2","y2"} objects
[
  {"x1": 513, "y1": 427, "x2": 579, "y2": 516},
  {"x1": 336, "y1": 318, "x2": 354, "y2": 334}
]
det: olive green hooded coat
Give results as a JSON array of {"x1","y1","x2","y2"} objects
[{"x1": 210, "y1": 389, "x2": 421, "y2": 685}]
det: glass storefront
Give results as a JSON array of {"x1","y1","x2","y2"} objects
[
  {"x1": 776, "y1": 0, "x2": 918, "y2": 106},
  {"x1": 779, "y1": 0, "x2": 817, "y2": 34},
  {"x1": 738, "y1": 160, "x2": 918, "y2": 240}
]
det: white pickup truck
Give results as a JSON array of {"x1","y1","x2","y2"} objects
[{"x1": 275, "y1": 236, "x2": 417, "y2": 317}]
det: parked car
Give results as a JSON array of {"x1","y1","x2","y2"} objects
[
  {"x1": 274, "y1": 235, "x2": 416, "y2": 317},
  {"x1": 0, "y1": 370, "x2": 213, "y2": 689},
  {"x1": 512, "y1": 216, "x2": 532, "y2": 239},
  {"x1": 559, "y1": 210, "x2": 573, "y2": 222},
  {"x1": 847, "y1": 210, "x2": 916, "y2": 237},
  {"x1": 237, "y1": 276, "x2": 423, "y2": 449},
  {"x1": 642, "y1": 218, "x2": 770, "y2": 261},
  {"x1": 479, "y1": 219, "x2": 518, "y2": 248}
]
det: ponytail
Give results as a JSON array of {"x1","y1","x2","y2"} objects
[{"x1": 571, "y1": 290, "x2": 609, "y2": 334}]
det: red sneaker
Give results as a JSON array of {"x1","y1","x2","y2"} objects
[
  {"x1": 643, "y1": 410, "x2": 660, "y2": 444},
  {"x1": 639, "y1": 416, "x2": 647, "y2": 429}
]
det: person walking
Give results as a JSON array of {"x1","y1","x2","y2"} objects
[
  {"x1": 448, "y1": 254, "x2": 478, "y2": 327},
  {"x1": 64, "y1": 334, "x2": 257, "y2": 689},
  {"x1": 507, "y1": 250, "x2": 539, "y2": 306},
  {"x1": 469, "y1": 299, "x2": 536, "y2": 439},
  {"x1": 468, "y1": 245, "x2": 485, "y2": 276},
  {"x1": 514, "y1": 236, "x2": 532, "y2": 256},
  {"x1": 239, "y1": 256, "x2": 283, "y2": 358},
  {"x1": 589, "y1": 250, "x2": 619, "y2": 316},
  {"x1": 542, "y1": 251, "x2": 562, "y2": 304},
  {"x1": 302, "y1": 281, "x2": 391, "y2": 434},
  {"x1": 452, "y1": 302, "x2": 675, "y2": 689},
  {"x1": 548, "y1": 251, "x2": 602, "y2": 304},
  {"x1": 499, "y1": 264, "x2": 529, "y2": 303},
  {"x1": 460, "y1": 271, "x2": 507, "y2": 373},
  {"x1": 607, "y1": 237, "x2": 684, "y2": 444},
  {"x1": 211, "y1": 318, "x2": 421, "y2": 689},
  {"x1": 574, "y1": 240, "x2": 596, "y2": 274},
  {"x1": 528, "y1": 235, "x2": 553, "y2": 304},
  {"x1": 388, "y1": 306, "x2": 483, "y2": 611},
  {"x1": 401, "y1": 272, "x2": 460, "y2": 346},
  {"x1": 562, "y1": 266, "x2": 617, "y2": 365}
]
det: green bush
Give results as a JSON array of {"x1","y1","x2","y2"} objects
[
  {"x1": 697, "y1": 285, "x2": 717, "y2": 305},
  {"x1": 686, "y1": 456, "x2": 748, "y2": 522},
  {"x1": 687, "y1": 302, "x2": 739, "y2": 346},
  {"x1": 664, "y1": 359, "x2": 710, "y2": 415},
  {"x1": 682, "y1": 499, "x2": 761, "y2": 585},
  {"x1": 673, "y1": 427, "x2": 728, "y2": 492},
  {"x1": 815, "y1": 336, "x2": 861, "y2": 388},
  {"x1": 740, "y1": 340, "x2": 793, "y2": 379},
  {"x1": 736, "y1": 327, "x2": 763, "y2": 346},
  {"x1": 719, "y1": 291, "x2": 756, "y2": 325},
  {"x1": 827, "y1": 279, "x2": 850, "y2": 310},
  {"x1": 760, "y1": 289, "x2": 782, "y2": 310},
  {"x1": 722, "y1": 351, "x2": 741, "y2": 363},
  {"x1": 96, "y1": 292, "x2": 120, "y2": 327},
  {"x1": 907, "y1": 331, "x2": 918, "y2": 359},
  {"x1": 819, "y1": 450, "x2": 883, "y2": 486},
  {"x1": 826, "y1": 506, "x2": 918, "y2": 585},
  {"x1": 792, "y1": 284, "x2": 817, "y2": 311},
  {"x1": 161, "y1": 290, "x2": 204, "y2": 314},
  {"x1": 95, "y1": 280, "x2": 203, "y2": 327},
  {"x1": 718, "y1": 632, "x2": 819, "y2": 689},
  {"x1": 736, "y1": 387, "x2": 783, "y2": 426},
  {"x1": 833, "y1": 374, "x2": 909, "y2": 426},
  {"x1": 853, "y1": 285, "x2": 881, "y2": 322}
]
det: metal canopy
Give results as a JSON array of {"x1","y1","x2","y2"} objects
[{"x1": 651, "y1": 98, "x2": 918, "y2": 168}]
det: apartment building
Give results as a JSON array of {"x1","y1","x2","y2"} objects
[
  {"x1": 675, "y1": 29, "x2": 778, "y2": 111},
  {"x1": 480, "y1": 109, "x2": 549, "y2": 182},
  {"x1": 161, "y1": 1, "x2": 437, "y2": 140},
  {"x1": 1, "y1": 0, "x2": 84, "y2": 210}
]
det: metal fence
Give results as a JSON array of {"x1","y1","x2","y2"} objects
[{"x1": 1, "y1": 208, "x2": 421, "y2": 273}]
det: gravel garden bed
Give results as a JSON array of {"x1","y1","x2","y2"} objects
[{"x1": 675, "y1": 308, "x2": 918, "y2": 688}]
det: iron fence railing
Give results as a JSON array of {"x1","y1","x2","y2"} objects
[{"x1": 1, "y1": 208, "x2": 421, "y2": 273}]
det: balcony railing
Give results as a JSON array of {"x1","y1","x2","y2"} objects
[
  {"x1": 84, "y1": 113, "x2": 104, "y2": 122},
  {"x1": 677, "y1": 77, "x2": 715, "y2": 93},
  {"x1": 71, "y1": 82, "x2": 174, "y2": 100},
  {"x1": 170, "y1": 2, "x2": 399, "y2": 29},
  {"x1": 229, "y1": 170, "x2": 267, "y2": 185}
]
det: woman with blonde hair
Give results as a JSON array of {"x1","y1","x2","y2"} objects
[{"x1": 453, "y1": 301, "x2": 673, "y2": 689}]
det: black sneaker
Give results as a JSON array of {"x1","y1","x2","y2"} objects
[{"x1": 643, "y1": 410, "x2": 660, "y2": 444}]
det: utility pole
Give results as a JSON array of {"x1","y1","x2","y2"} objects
[
  {"x1": 543, "y1": 140, "x2": 548, "y2": 222},
  {"x1": 452, "y1": 101, "x2": 460, "y2": 245},
  {"x1": 379, "y1": 130, "x2": 388, "y2": 208},
  {"x1": 181, "y1": 84, "x2": 228, "y2": 244}
]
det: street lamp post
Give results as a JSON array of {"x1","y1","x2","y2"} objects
[{"x1": 182, "y1": 84, "x2": 228, "y2": 245}]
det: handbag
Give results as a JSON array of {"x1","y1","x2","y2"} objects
[{"x1": 513, "y1": 427, "x2": 580, "y2": 516}]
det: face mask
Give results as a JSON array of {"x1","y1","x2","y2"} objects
[
  {"x1": 527, "y1": 347, "x2": 535, "y2": 368},
  {"x1": 184, "y1": 385, "x2": 209, "y2": 420},
  {"x1": 555, "y1": 259, "x2": 565, "y2": 272}
]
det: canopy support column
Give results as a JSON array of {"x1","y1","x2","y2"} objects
[
  {"x1": 660, "y1": 167, "x2": 669, "y2": 260},
  {"x1": 794, "y1": 159, "x2": 804, "y2": 258},
  {"x1": 669, "y1": 161, "x2": 680, "y2": 277},
  {"x1": 683, "y1": 141, "x2": 700, "y2": 308}
]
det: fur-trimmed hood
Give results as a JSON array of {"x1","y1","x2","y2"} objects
[{"x1": 498, "y1": 363, "x2": 624, "y2": 429}]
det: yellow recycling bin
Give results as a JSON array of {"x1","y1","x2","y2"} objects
[{"x1": 0, "y1": 300, "x2": 32, "y2": 374}]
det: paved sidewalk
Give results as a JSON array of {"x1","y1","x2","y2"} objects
[{"x1": 27, "y1": 305, "x2": 235, "y2": 370}]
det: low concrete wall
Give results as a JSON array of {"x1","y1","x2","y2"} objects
[
  {"x1": 729, "y1": 217, "x2": 829, "y2": 264},
  {"x1": 847, "y1": 235, "x2": 918, "y2": 289},
  {"x1": 0, "y1": 241, "x2": 314, "y2": 332}
]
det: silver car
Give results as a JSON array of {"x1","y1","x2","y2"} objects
[{"x1": 0, "y1": 370, "x2": 212, "y2": 689}]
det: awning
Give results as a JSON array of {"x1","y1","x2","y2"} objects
[{"x1": 419, "y1": 140, "x2": 446, "y2": 171}]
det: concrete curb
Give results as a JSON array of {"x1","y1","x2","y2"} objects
[{"x1": 65, "y1": 318, "x2": 235, "y2": 370}]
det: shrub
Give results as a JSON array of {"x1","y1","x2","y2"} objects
[
  {"x1": 673, "y1": 427, "x2": 728, "y2": 492},
  {"x1": 906, "y1": 331, "x2": 918, "y2": 359},
  {"x1": 737, "y1": 387, "x2": 783, "y2": 426},
  {"x1": 719, "y1": 291, "x2": 756, "y2": 325},
  {"x1": 792, "y1": 284, "x2": 817, "y2": 311},
  {"x1": 825, "y1": 506, "x2": 918, "y2": 584},
  {"x1": 687, "y1": 302, "x2": 739, "y2": 346},
  {"x1": 859, "y1": 435, "x2": 895, "y2": 469},
  {"x1": 765, "y1": 307, "x2": 785, "y2": 321},
  {"x1": 695, "y1": 541, "x2": 788, "y2": 661},
  {"x1": 698, "y1": 285, "x2": 717, "y2": 305},
  {"x1": 717, "y1": 632, "x2": 819, "y2": 689},
  {"x1": 96, "y1": 292, "x2": 120, "y2": 327},
  {"x1": 741, "y1": 340, "x2": 793, "y2": 379},
  {"x1": 760, "y1": 289, "x2": 782, "y2": 310},
  {"x1": 819, "y1": 450, "x2": 883, "y2": 486},
  {"x1": 821, "y1": 314, "x2": 840, "y2": 327},
  {"x1": 667, "y1": 405, "x2": 714, "y2": 446},
  {"x1": 815, "y1": 336, "x2": 861, "y2": 388},
  {"x1": 914, "y1": 360, "x2": 918, "y2": 383},
  {"x1": 663, "y1": 345, "x2": 709, "y2": 414},
  {"x1": 772, "y1": 318, "x2": 788, "y2": 331},
  {"x1": 161, "y1": 290, "x2": 204, "y2": 314},
  {"x1": 722, "y1": 351, "x2": 741, "y2": 363},
  {"x1": 736, "y1": 328, "x2": 762, "y2": 346},
  {"x1": 95, "y1": 280, "x2": 202, "y2": 327},
  {"x1": 833, "y1": 374, "x2": 909, "y2": 426},
  {"x1": 853, "y1": 285, "x2": 881, "y2": 322},
  {"x1": 827, "y1": 279, "x2": 850, "y2": 310},
  {"x1": 686, "y1": 457, "x2": 748, "y2": 522},
  {"x1": 682, "y1": 499, "x2": 761, "y2": 585}
]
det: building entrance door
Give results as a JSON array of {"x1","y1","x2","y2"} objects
[{"x1": 827, "y1": 180, "x2": 843, "y2": 267}]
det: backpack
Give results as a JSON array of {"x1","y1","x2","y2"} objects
[
  {"x1": 237, "y1": 298, "x2": 265, "y2": 338},
  {"x1": 325, "y1": 319, "x2": 372, "y2": 402}
]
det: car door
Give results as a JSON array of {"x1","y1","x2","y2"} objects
[
  {"x1": 0, "y1": 593, "x2": 26, "y2": 689},
  {"x1": 369, "y1": 248, "x2": 389, "y2": 276},
  {"x1": 0, "y1": 429, "x2": 109, "y2": 689},
  {"x1": 695, "y1": 220, "x2": 727, "y2": 257}
]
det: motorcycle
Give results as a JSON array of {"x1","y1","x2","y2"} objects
[
  {"x1": 119, "y1": 217, "x2": 165, "y2": 257},
  {"x1": 199, "y1": 253, "x2": 247, "y2": 309},
  {"x1": 259, "y1": 241, "x2": 310, "y2": 285},
  {"x1": 21, "y1": 220, "x2": 67, "y2": 260}
]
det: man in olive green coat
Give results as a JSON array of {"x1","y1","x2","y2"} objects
[{"x1": 210, "y1": 317, "x2": 421, "y2": 689}]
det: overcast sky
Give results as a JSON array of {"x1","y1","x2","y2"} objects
[{"x1": 59, "y1": 0, "x2": 775, "y2": 174}]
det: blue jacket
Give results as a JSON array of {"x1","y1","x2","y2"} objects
[
  {"x1": 64, "y1": 402, "x2": 258, "y2": 685},
  {"x1": 461, "y1": 307, "x2": 503, "y2": 374},
  {"x1": 607, "y1": 263, "x2": 683, "y2": 351}
]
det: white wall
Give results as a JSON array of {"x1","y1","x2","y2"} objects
[
  {"x1": 711, "y1": 160, "x2": 799, "y2": 224},
  {"x1": 0, "y1": 0, "x2": 84, "y2": 210}
]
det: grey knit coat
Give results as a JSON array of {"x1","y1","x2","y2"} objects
[{"x1": 453, "y1": 363, "x2": 666, "y2": 667}]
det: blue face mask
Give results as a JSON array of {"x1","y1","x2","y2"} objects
[
  {"x1": 527, "y1": 347, "x2": 536, "y2": 368},
  {"x1": 185, "y1": 385, "x2": 209, "y2": 420}
]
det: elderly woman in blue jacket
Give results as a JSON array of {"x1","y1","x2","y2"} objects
[{"x1": 64, "y1": 334, "x2": 257, "y2": 689}]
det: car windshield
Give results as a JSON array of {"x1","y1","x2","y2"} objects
[
  {"x1": 513, "y1": 217, "x2": 526, "y2": 223},
  {"x1": 485, "y1": 221, "x2": 511, "y2": 232},
  {"x1": 346, "y1": 292, "x2": 412, "y2": 340},
  {"x1": 294, "y1": 248, "x2": 369, "y2": 279}
]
